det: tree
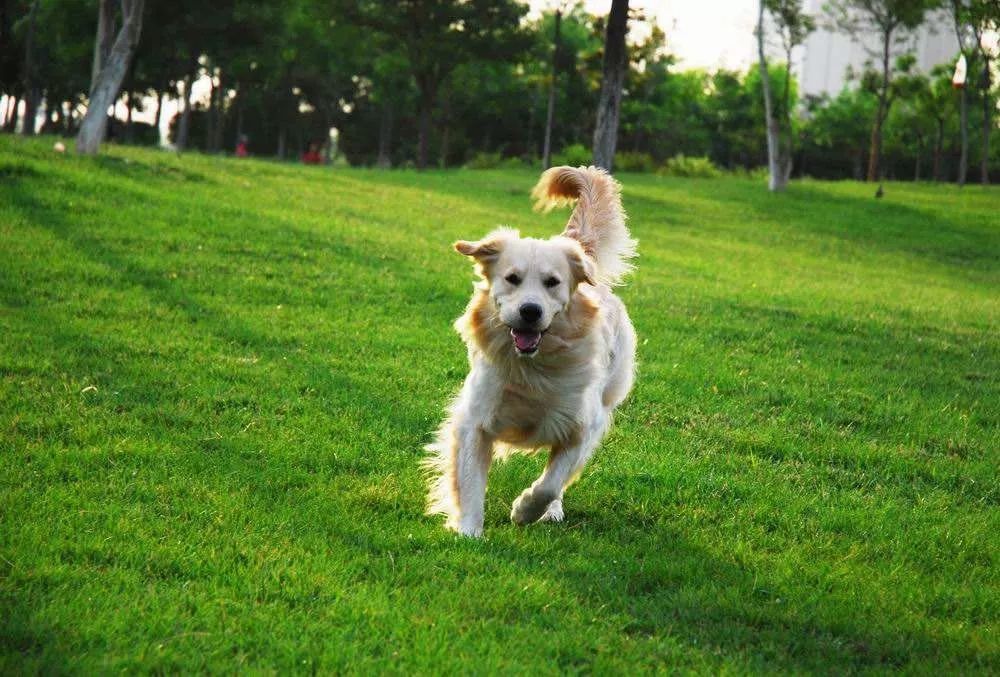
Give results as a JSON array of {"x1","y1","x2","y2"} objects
[
  {"x1": 953, "y1": 0, "x2": 1000, "y2": 184},
  {"x1": 76, "y1": 0, "x2": 145, "y2": 155},
  {"x1": 826, "y1": 0, "x2": 934, "y2": 190},
  {"x1": 19, "y1": 0, "x2": 39, "y2": 135},
  {"x1": 919, "y1": 63, "x2": 958, "y2": 180},
  {"x1": 592, "y1": 0, "x2": 628, "y2": 170},
  {"x1": 542, "y1": 7, "x2": 563, "y2": 170},
  {"x1": 353, "y1": 0, "x2": 527, "y2": 169},
  {"x1": 884, "y1": 58, "x2": 932, "y2": 179},
  {"x1": 802, "y1": 86, "x2": 878, "y2": 178},
  {"x1": 757, "y1": 0, "x2": 814, "y2": 190}
]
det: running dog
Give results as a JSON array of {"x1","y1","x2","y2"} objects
[{"x1": 425, "y1": 165, "x2": 638, "y2": 537}]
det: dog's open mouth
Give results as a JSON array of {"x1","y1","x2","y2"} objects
[{"x1": 510, "y1": 328, "x2": 543, "y2": 354}]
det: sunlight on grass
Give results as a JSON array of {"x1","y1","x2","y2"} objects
[{"x1": 1, "y1": 136, "x2": 997, "y2": 672}]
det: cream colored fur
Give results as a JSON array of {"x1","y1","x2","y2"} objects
[{"x1": 425, "y1": 166, "x2": 637, "y2": 537}]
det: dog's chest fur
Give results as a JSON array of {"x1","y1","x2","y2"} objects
[
  {"x1": 456, "y1": 286, "x2": 606, "y2": 449},
  {"x1": 491, "y1": 364, "x2": 595, "y2": 447}
]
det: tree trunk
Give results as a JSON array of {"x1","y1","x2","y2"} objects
[
  {"x1": 439, "y1": 125, "x2": 450, "y2": 168},
  {"x1": 932, "y1": 118, "x2": 943, "y2": 181},
  {"x1": 3, "y1": 96, "x2": 19, "y2": 132},
  {"x1": 438, "y1": 93, "x2": 451, "y2": 168},
  {"x1": 235, "y1": 95, "x2": 244, "y2": 149},
  {"x1": 37, "y1": 97, "x2": 50, "y2": 133},
  {"x1": 124, "y1": 89, "x2": 135, "y2": 143},
  {"x1": 867, "y1": 28, "x2": 892, "y2": 184},
  {"x1": 20, "y1": 0, "x2": 40, "y2": 136},
  {"x1": 416, "y1": 82, "x2": 436, "y2": 170},
  {"x1": 152, "y1": 88, "x2": 163, "y2": 140},
  {"x1": 757, "y1": 1, "x2": 786, "y2": 192},
  {"x1": 92, "y1": 0, "x2": 115, "y2": 88},
  {"x1": 376, "y1": 102, "x2": 393, "y2": 168},
  {"x1": 592, "y1": 0, "x2": 628, "y2": 171},
  {"x1": 980, "y1": 59, "x2": 991, "y2": 185},
  {"x1": 542, "y1": 9, "x2": 562, "y2": 170},
  {"x1": 206, "y1": 74, "x2": 216, "y2": 152},
  {"x1": 277, "y1": 125, "x2": 286, "y2": 159},
  {"x1": 957, "y1": 82, "x2": 968, "y2": 185},
  {"x1": 211, "y1": 71, "x2": 225, "y2": 153},
  {"x1": 176, "y1": 73, "x2": 193, "y2": 151},
  {"x1": 77, "y1": 0, "x2": 144, "y2": 155}
]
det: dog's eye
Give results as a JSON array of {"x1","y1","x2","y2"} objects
[
  {"x1": 505, "y1": 273, "x2": 521, "y2": 285},
  {"x1": 544, "y1": 277, "x2": 560, "y2": 288}
]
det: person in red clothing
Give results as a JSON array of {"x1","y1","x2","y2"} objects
[
  {"x1": 301, "y1": 141, "x2": 322, "y2": 164},
  {"x1": 235, "y1": 134, "x2": 249, "y2": 157}
]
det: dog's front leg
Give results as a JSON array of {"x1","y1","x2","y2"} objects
[
  {"x1": 450, "y1": 422, "x2": 494, "y2": 537},
  {"x1": 511, "y1": 414, "x2": 608, "y2": 526},
  {"x1": 426, "y1": 415, "x2": 494, "y2": 537}
]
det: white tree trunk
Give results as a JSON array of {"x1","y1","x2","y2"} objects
[
  {"x1": 76, "y1": 0, "x2": 145, "y2": 155},
  {"x1": 542, "y1": 9, "x2": 561, "y2": 170},
  {"x1": 176, "y1": 73, "x2": 193, "y2": 151},
  {"x1": 757, "y1": 1, "x2": 786, "y2": 192},
  {"x1": 91, "y1": 0, "x2": 115, "y2": 88}
]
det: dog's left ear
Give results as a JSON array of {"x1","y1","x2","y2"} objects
[{"x1": 564, "y1": 242, "x2": 597, "y2": 287}]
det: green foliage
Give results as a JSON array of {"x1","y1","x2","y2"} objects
[
  {"x1": 1, "y1": 0, "x2": 994, "y2": 179},
  {"x1": 552, "y1": 142, "x2": 592, "y2": 167},
  {"x1": 660, "y1": 153, "x2": 722, "y2": 178},
  {"x1": 614, "y1": 151, "x2": 657, "y2": 172},
  {"x1": 2, "y1": 137, "x2": 998, "y2": 672},
  {"x1": 464, "y1": 150, "x2": 504, "y2": 169},
  {"x1": 464, "y1": 151, "x2": 533, "y2": 170}
]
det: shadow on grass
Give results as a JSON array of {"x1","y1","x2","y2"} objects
[
  {"x1": 628, "y1": 180, "x2": 998, "y2": 281},
  {"x1": 0, "y1": 178, "x2": 431, "y2": 448},
  {"x1": 495, "y1": 511, "x2": 982, "y2": 671},
  {"x1": 90, "y1": 155, "x2": 212, "y2": 185}
]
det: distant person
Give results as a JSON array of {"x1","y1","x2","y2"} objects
[
  {"x1": 301, "y1": 141, "x2": 322, "y2": 165},
  {"x1": 235, "y1": 135, "x2": 249, "y2": 157}
]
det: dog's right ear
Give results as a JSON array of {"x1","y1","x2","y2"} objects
[
  {"x1": 453, "y1": 228, "x2": 517, "y2": 263},
  {"x1": 454, "y1": 239, "x2": 501, "y2": 260}
]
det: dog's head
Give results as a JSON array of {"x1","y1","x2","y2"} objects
[{"x1": 455, "y1": 228, "x2": 595, "y2": 356}]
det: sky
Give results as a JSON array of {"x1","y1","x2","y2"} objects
[{"x1": 528, "y1": 0, "x2": 758, "y2": 71}]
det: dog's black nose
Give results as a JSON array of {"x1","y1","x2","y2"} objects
[{"x1": 519, "y1": 303, "x2": 543, "y2": 324}]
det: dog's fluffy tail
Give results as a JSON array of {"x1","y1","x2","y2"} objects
[{"x1": 531, "y1": 165, "x2": 637, "y2": 286}]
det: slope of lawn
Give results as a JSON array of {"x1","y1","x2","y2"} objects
[{"x1": 1, "y1": 135, "x2": 997, "y2": 673}]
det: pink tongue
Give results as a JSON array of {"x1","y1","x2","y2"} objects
[{"x1": 511, "y1": 329, "x2": 541, "y2": 352}]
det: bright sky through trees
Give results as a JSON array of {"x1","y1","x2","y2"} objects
[{"x1": 528, "y1": 0, "x2": 758, "y2": 70}]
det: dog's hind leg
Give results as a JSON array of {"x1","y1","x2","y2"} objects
[{"x1": 510, "y1": 415, "x2": 609, "y2": 526}]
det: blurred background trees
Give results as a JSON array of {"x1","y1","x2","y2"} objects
[{"x1": 1, "y1": 0, "x2": 997, "y2": 181}]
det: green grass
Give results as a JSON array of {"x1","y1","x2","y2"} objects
[{"x1": 1, "y1": 135, "x2": 997, "y2": 674}]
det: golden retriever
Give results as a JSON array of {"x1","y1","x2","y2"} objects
[{"x1": 425, "y1": 166, "x2": 637, "y2": 537}]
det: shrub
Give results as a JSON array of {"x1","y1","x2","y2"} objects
[
  {"x1": 659, "y1": 154, "x2": 721, "y2": 178},
  {"x1": 465, "y1": 151, "x2": 503, "y2": 169},
  {"x1": 552, "y1": 143, "x2": 591, "y2": 167},
  {"x1": 614, "y1": 151, "x2": 656, "y2": 173}
]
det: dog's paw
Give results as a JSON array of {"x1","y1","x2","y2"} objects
[
  {"x1": 445, "y1": 517, "x2": 484, "y2": 538},
  {"x1": 510, "y1": 488, "x2": 557, "y2": 526},
  {"x1": 539, "y1": 498, "x2": 564, "y2": 523}
]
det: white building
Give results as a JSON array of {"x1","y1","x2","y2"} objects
[{"x1": 797, "y1": 2, "x2": 960, "y2": 97}]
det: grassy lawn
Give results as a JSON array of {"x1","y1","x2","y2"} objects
[{"x1": 1, "y1": 135, "x2": 997, "y2": 673}]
